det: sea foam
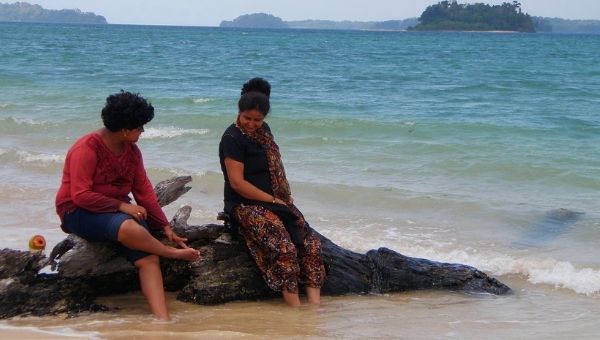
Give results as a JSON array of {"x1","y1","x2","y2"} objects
[
  {"x1": 192, "y1": 98, "x2": 213, "y2": 104},
  {"x1": 423, "y1": 248, "x2": 600, "y2": 295},
  {"x1": 16, "y1": 151, "x2": 65, "y2": 166},
  {"x1": 142, "y1": 126, "x2": 209, "y2": 139},
  {"x1": 12, "y1": 117, "x2": 52, "y2": 126}
]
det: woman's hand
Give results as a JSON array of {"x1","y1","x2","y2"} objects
[
  {"x1": 163, "y1": 225, "x2": 189, "y2": 249},
  {"x1": 273, "y1": 197, "x2": 287, "y2": 205},
  {"x1": 273, "y1": 195, "x2": 294, "y2": 205},
  {"x1": 119, "y1": 203, "x2": 147, "y2": 222}
]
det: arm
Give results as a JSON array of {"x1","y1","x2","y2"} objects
[
  {"x1": 224, "y1": 157, "x2": 286, "y2": 205},
  {"x1": 131, "y1": 149, "x2": 189, "y2": 248},
  {"x1": 130, "y1": 148, "x2": 169, "y2": 228}
]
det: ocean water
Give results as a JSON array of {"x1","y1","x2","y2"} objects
[{"x1": 1, "y1": 22, "x2": 600, "y2": 338}]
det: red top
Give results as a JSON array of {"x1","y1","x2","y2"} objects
[{"x1": 55, "y1": 132, "x2": 169, "y2": 232}]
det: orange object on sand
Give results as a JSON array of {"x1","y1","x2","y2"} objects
[{"x1": 29, "y1": 235, "x2": 46, "y2": 251}]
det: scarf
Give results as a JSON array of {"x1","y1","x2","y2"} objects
[{"x1": 237, "y1": 123, "x2": 310, "y2": 244}]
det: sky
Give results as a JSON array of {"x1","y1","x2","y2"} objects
[{"x1": 25, "y1": 1, "x2": 600, "y2": 26}]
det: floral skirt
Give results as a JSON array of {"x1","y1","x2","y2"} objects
[{"x1": 233, "y1": 204, "x2": 326, "y2": 293}]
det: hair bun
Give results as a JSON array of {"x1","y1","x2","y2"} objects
[{"x1": 241, "y1": 77, "x2": 271, "y2": 97}]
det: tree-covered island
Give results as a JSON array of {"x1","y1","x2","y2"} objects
[
  {"x1": 220, "y1": 13, "x2": 287, "y2": 29},
  {"x1": 0, "y1": 2, "x2": 107, "y2": 24},
  {"x1": 219, "y1": 13, "x2": 418, "y2": 30},
  {"x1": 410, "y1": 1, "x2": 535, "y2": 32}
]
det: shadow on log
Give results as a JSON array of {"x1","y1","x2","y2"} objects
[{"x1": 0, "y1": 176, "x2": 511, "y2": 319}]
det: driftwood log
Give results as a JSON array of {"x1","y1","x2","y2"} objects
[{"x1": 0, "y1": 176, "x2": 510, "y2": 319}]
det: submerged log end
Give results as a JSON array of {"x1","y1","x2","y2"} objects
[{"x1": 367, "y1": 247, "x2": 512, "y2": 295}]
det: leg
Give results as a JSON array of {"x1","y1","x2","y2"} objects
[
  {"x1": 282, "y1": 289, "x2": 301, "y2": 307},
  {"x1": 117, "y1": 219, "x2": 199, "y2": 261},
  {"x1": 134, "y1": 255, "x2": 169, "y2": 320},
  {"x1": 234, "y1": 205, "x2": 301, "y2": 306},
  {"x1": 299, "y1": 232, "x2": 326, "y2": 306},
  {"x1": 305, "y1": 287, "x2": 321, "y2": 306}
]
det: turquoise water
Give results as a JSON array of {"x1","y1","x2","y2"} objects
[{"x1": 1, "y1": 22, "x2": 600, "y2": 337}]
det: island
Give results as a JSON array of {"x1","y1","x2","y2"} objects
[
  {"x1": 0, "y1": 2, "x2": 107, "y2": 24},
  {"x1": 410, "y1": 1, "x2": 535, "y2": 32},
  {"x1": 533, "y1": 17, "x2": 600, "y2": 34},
  {"x1": 220, "y1": 13, "x2": 287, "y2": 29},
  {"x1": 220, "y1": 13, "x2": 418, "y2": 31},
  {"x1": 287, "y1": 18, "x2": 418, "y2": 31}
]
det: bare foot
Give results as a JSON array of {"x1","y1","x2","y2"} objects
[{"x1": 167, "y1": 247, "x2": 200, "y2": 261}]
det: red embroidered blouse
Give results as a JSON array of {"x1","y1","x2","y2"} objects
[{"x1": 55, "y1": 132, "x2": 169, "y2": 232}]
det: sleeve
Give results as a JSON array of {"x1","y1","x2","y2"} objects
[
  {"x1": 221, "y1": 133, "x2": 245, "y2": 163},
  {"x1": 131, "y1": 148, "x2": 169, "y2": 229},
  {"x1": 69, "y1": 145, "x2": 123, "y2": 212}
]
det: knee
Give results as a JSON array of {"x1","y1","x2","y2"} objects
[
  {"x1": 120, "y1": 218, "x2": 140, "y2": 231},
  {"x1": 303, "y1": 234, "x2": 322, "y2": 255},
  {"x1": 118, "y1": 219, "x2": 145, "y2": 239},
  {"x1": 134, "y1": 254, "x2": 160, "y2": 268},
  {"x1": 277, "y1": 240, "x2": 299, "y2": 260}
]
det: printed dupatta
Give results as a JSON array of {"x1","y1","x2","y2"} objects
[{"x1": 236, "y1": 123, "x2": 311, "y2": 243}]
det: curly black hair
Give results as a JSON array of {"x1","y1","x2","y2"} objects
[
  {"x1": 241, "y1": 77, "x2": 271, "y2": 97},
  {"x1": 101, "y1": 90, "x2": 154, "y2": 132},
  {"x1": 238, "y1": 91, "x2": 270, "y2": 116}
]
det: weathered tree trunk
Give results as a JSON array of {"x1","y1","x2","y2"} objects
[{"x1": 0, "y1": 176, "x2": 510, "y2": 319}]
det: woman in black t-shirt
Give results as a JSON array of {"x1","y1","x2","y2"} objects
[{"x1": 218, "y1": 78, "x2": 326, "y2": 307}]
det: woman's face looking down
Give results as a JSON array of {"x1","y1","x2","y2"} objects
[{"x1": 238, "y1": 109, "x2": 265, "y2": 134}]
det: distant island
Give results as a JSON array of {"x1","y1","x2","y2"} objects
[
  {"x1": 220, "y1": 13, "x2": 286, "y2": 29},
  {"x1": 0, "y1": 2, "x2": 107, "y2": 24},
  {"x1": 220, "y1": 13, "x2": 418, "y2": 31},
  {"x1": 287, "y1": 18, "x2": 419, "y2": 31},
  {"x1": 220, "y1": 2, "x2": 600, "y2": 34},
  {"x1": 410, "y1": 1, "x2": 535, "y2": 32},
  {"x1": 533, "y1": 17, "x2": 600, "y2": 34}
]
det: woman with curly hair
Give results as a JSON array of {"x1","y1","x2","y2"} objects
[
  {"x1": 219, "y1": 78, "x2": 326, "y2": 306},
  {"x1": 56, "y1": 90, "x2": 199, "y2": 320}
]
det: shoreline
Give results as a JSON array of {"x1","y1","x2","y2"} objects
[{"x1": 0, "y1": 326, "x2": 93, "y2": 339}]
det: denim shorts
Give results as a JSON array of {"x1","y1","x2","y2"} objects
[{"x1": 63, "y1": 208, "x2": 151, "y2": 263}]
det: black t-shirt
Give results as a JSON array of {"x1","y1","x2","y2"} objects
[{"x1": 219, "y1": 123, "x2": 274, "y2": 212}]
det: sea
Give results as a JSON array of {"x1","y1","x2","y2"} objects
[{"x1": 0, "y1": 22, "x2": 599, "y2": 339}]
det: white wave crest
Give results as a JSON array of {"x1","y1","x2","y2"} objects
[
  {"x1": 192, "y1": 98, "x2": 212, "y2": 104},
  {"x1": 421, "y1": 248, "x2": 600, "y2": 295},
  {"x1": 17, "y1": 151, "x2": 64, "y2": 166},
  {"x1": 142, "y1": 127, "x2": 209, "y2": 139},
  {"x1": 12, "y1": 117, "x2": 50, "y2": 126},
  {"x1": 0, "y1": 103, "x2": 9, "y2": 109},
  {"x1": 527, "y1": 260, "x2": 600, "y2": 295}
]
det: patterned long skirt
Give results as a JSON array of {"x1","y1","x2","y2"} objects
[{"x1": 233, "y1": 204, "x2": 326, "y2": 293}]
